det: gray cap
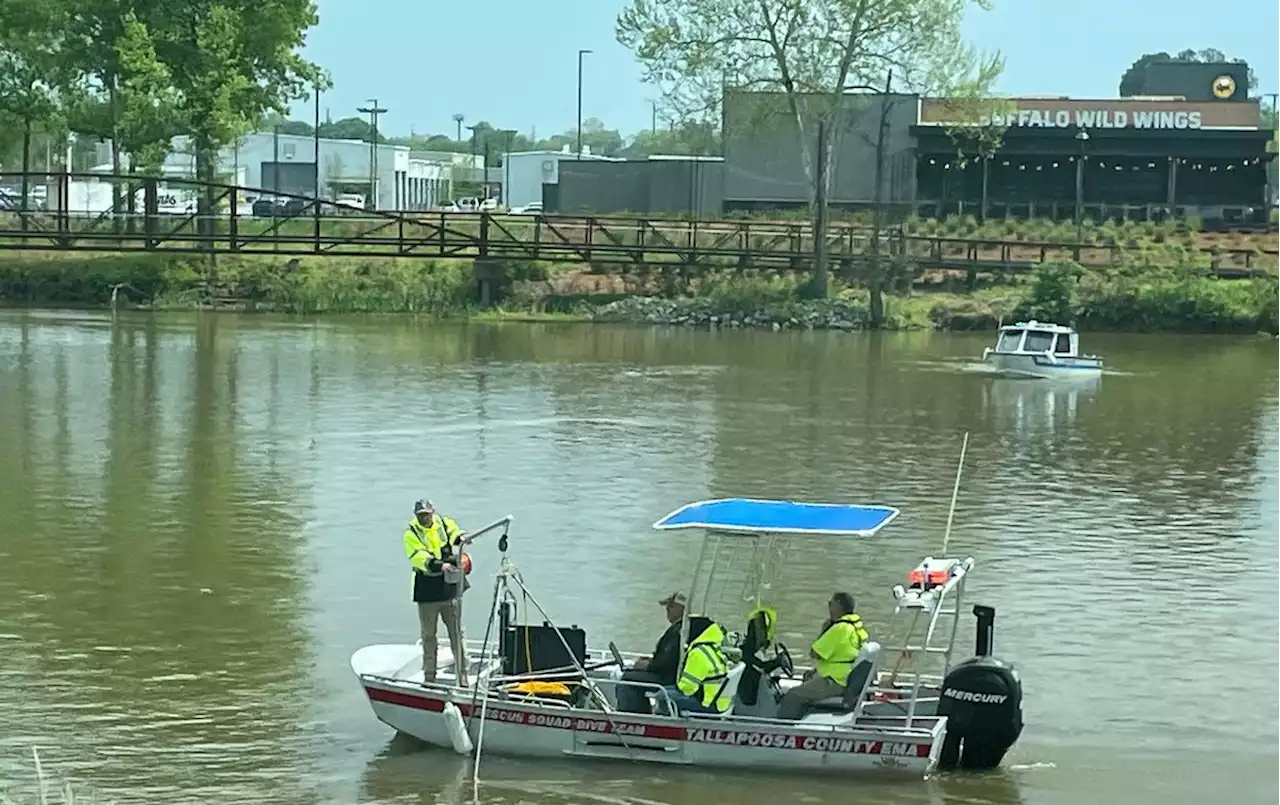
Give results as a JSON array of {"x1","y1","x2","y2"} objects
[{"x1": 413, "y1": 499, "x2": 435, "y2": 515}]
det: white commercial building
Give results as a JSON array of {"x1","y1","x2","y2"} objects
[
  {"x1": 90, "y1": 132, "x2": 453, "y2": 211},
  {"x1": 503, "y1": 146, "x2": 622, "y2": 209}
]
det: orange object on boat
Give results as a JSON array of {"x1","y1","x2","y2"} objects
[
  {"x1": 907, "y1": 561, "x2": 952, "y2": 588},
  {"x1": 460, "y1": 552, "x2": 472, "y2": 575}
]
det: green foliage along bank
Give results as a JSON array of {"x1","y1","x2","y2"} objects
[
  {"x1": 0, "y1": 252, "x2": 479, "y2": 314},
  {"x1": 0, "y1": 251, "x2": 1274, "y2": 335}
]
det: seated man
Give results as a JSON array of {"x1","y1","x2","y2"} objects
[
  {"x1": 776, "y1": 592, "x2": 868, "y2": 720},
  {"x1": 616, "y1": 592, "x2": 713, "y2": 713},
  {"x1": 662, "y1": 618, "x2": 732, "y2": 715}
]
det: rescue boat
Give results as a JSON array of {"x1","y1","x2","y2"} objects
[{"x1": 351, "y1": 493, "x2": 1025, "y2": 777}]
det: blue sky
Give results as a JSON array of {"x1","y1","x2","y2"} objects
[{"x1": 300, "y1": 0, "x2": 1279, "y2": 140}]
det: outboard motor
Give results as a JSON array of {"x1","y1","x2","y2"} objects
[{"x1": 937, "y1": 604, "x2": 1024, "y2": 771}]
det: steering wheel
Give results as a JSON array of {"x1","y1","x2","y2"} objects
[
  {"x1": 607, "y1": 641, "x2": 626, "y2": 669},
  {"x1": 774, "y1": 643, "x2": 795, "y2": 678}
]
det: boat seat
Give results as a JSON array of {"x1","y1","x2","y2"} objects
[
  {"x1": 717, "y1": 662, "x2": 747, "y2": 716},
  {"x1": 809, "y1": 641, "x2": 882, "y2": 713}
]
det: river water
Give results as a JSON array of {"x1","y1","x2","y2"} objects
[{"x1": 0, "y1": 310, "x2": 1276, "y2": 805}]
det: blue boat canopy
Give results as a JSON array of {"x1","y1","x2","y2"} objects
[{"x1": 653, "y1": 498, "x2": 901, "y2": 537}]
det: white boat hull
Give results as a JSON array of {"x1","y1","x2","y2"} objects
[
  {"x1": 983, "y1": 351, "x2": 1103, "y2": 379},
  {"x1": 353, "y1": 643, "x2": 944, "y2": 776}
]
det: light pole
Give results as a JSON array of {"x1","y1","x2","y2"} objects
[
  {"x1": 576, "y1": 49, "x2": 592, "y2": 159},
  {"x1": 357, "y1": 98, "x2": 387, "y2": 210},
  {"x1": 452, "y1": 113, "x2": 465, "y2": 142},
  {"x1": 466, "y1": 124, "x2": 480, "y2": 197},
  {"x1": 501, "y1": 129, "x2": 516, "y2": 208},
  {"x1": 1074, "y1": 128, "x2": 1090, "y2": 241}
]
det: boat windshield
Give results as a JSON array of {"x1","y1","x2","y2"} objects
[
  {"x1": 995, "y1": 330, "x2": 1023, "y2": 352},
  {"x1": 1022, "y1": 330, "x2": 1055, "y2": 352}
]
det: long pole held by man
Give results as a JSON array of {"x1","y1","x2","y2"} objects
[{"x1": 403, "y1": 499, "x2": 472, "y2": 687}]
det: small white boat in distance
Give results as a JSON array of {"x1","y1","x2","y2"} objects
[{"x1": 981, "y1": 320, "x2": 1103, "y2": 379}]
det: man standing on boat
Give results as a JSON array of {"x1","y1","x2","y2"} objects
[
  {"x1": 616, "y1": 592, "x2": 713, "y2": 713},
  {"x1": 776, "y1": 592, "x2": 868, "y2": 720},
  {"x1": 404, "y1": 499, "x2": 469, "y2": 687}
]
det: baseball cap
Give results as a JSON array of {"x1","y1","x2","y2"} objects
[
  {"x1": 658, "y1": 592, "x2": 687, "y2": 607},
  {"x1": 413, "y1": 499, "x2": 435, "y2": 515}
]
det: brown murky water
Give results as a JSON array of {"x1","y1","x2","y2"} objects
[{"x1": 0, "y1": 310, "x2": 1276, "y2": 805}]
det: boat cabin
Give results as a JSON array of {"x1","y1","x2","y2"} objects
[{"x1": 992, "y1": 320, "x2": 1080, "y2": 357}]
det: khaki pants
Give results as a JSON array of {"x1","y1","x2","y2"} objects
[
  {"x1": 418, "y1": 599, "x2": 467, "y2": 685},
  {"x1": 777, "y1": 674, "x2": 843, "y2": 720}
]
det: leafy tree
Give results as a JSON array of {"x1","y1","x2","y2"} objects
[
  {"x1": 1119, "y1": 49, "x2": 1258, "y2": 97},
  {"x1": 114, "y1": 15, "x2": 183, "y2": 174},
  {"x1": 621, "y1": 120, "x2": 719, "y2": 158},
  {"x1": 139, "y1": 0, "x2": 324, "y2": 228},
  {"x1": 60, "y1": 0, "x2": 132, "y2": 180},
  {"x1": 0, "y1": 0, "x2": 66, "y2": 206},
  {"x1": 616, "y1": 0, "x2": 1002, "y2": 307}
]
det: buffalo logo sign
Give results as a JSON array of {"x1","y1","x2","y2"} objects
[{"x1": 1212, "y1": 75, "x2": 1237, "y2": 100}]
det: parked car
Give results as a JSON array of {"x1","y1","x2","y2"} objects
[
  {"x1": 479, "y1": 197, "x2": 499, "y2": 212},
  {"x1": 455, "y1": 197, "x2": 479, "y2": 212},
  {"x1": 437, "y1": 201, "x2": 460, "y2": 213},
  {"x1": 510, "y1": 201, "x2": 543, "y2": 215},
  {"x1": 334, "y1": 193, "x2": 366, "y2": 214}
]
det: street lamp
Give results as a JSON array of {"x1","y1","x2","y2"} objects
[
  {"x1": 452, "y1": 113, "x2": 465, "y2": 142},
  {"x1": 1074, "y1": 128, "x2": 1090, "y2": 241},
  {"x1": 357, "y1": 98, "x2": 387, "y2": 210},
  {"x1": 466, "y1": 124, "x2": 480, "y2": 197},
  {"x1": 576, "y1": 49, "x2": 593, "y2": 159},
  {"x1": 500, "y1": 129, "x2": 517, "y2": 208}
]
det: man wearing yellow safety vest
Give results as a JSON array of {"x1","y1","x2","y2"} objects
[
  {"x1": 776, "y1": 592, "x2": 868, "y2": 720},
  {"x1": 663, "y1": 619, "x2": 733, "y2": 715},
  {"x1": 404, "y1": 499, "x2": 469, "y2": 686}
]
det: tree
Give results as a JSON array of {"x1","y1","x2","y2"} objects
[
  {"x1": 139, "y1": 0, "x2": 323, "y2": 232},
  {"x1": 317, "y1": 115, "x2": 384, "y2": 142},
  {"x1": 114, "y1": 15, "x2": 183, "y2": 174},
  {"x1": 1119, "y1": 49, "x2": 1258, "y2": 97},
  {"x1": 0, "y1": 0, "x2": 66, "y2": 208},
  {"x1": 621, "y1": 119, "x2": 719, "y2": 157},
  {"x1": 617, "y1": 0, "x2": 1002, "y2": 306}
]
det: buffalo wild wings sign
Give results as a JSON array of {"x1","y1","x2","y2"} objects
[{"x1": 919, "y1": 98, "x2": 1261, "y2": 131}]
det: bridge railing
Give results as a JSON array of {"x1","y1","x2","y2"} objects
[{"x1": 0, "y1": 172, "x2": 1274, "y2": 277}]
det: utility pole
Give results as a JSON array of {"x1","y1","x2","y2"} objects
[
  {"x1": 576, "y1": 49, "x2": 592, "y2": 158},
  {"x1": 272, "y1": 125, "x2": 280, "y2": 197},
  {"x1": 357, "y1": 98, "x2": 387, "y2": 210},
  {"x1": 313, "y1": 83, "x2": 322, "y2": 241}
]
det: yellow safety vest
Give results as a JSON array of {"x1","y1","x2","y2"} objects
[
  {"x1": 677, "y1": 622, "x2": 732, "y2": 713},
  {"x1": 812, "y1": 614, "x2": 869, "y2": 687},
  {"x1": 403, "y1": 515, "x2": 462, "y2": 601}
]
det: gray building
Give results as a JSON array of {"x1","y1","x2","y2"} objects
[
  {"x1": 503, "y1": 147, "x2": 621, "y2": 209},
  {"x1": 554, "y1": 90, "x2": 921, "y2": 217},
  {"x1": 557, "y1": 156, "x2": 724, "y2": 215},
  {"x1": 721, "y1": 90, "x2": 919, "y2": 212}
]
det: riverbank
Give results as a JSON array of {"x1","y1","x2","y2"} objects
[{"x1": 0, "y1": 249, "x2": 1275, "y2": 334}]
